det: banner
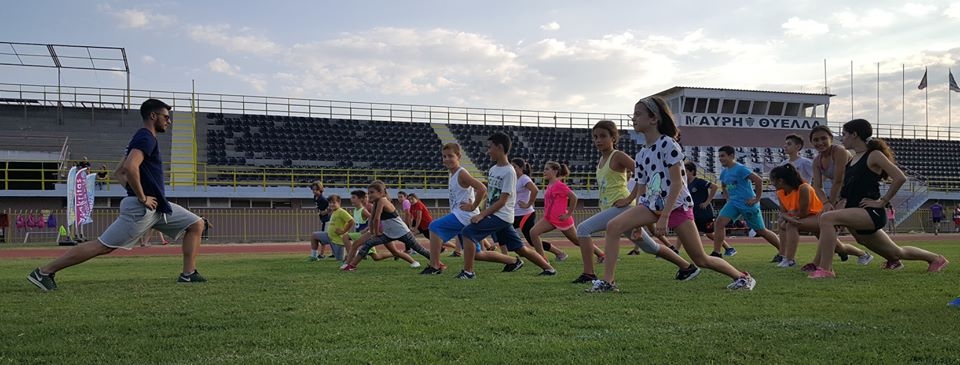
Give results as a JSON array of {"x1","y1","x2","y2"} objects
[
  {"x1": 75, "y1": 168, "x2": 89, "y2": 226},
  {"x1": 680, "y1": 113, "x2": 825, "y2": 130},
  {"x1": 82, "y1": 173, "x2": 96, "y2": 225},
  {"x1": 66, "y1": 166, "x2": 77, "y2": 226}
]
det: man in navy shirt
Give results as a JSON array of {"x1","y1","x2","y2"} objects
[{"x1": 29, "y1": 99, "x2": 207, "y2": 291}]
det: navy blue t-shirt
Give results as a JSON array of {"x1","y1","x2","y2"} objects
[
  {"x1": 124, "y1": 128, "x2": 171, "y2": 213},
  {"x1": 688, "y1": 177, "x2": 714, "y2": 218},
  {"x1": 315, "y1": 195, "x2": 330, "y2": 223}
]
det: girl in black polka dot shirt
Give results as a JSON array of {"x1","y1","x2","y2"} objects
[{"x1": 587, "y1": 97, "x2": 756, "y2": 292}]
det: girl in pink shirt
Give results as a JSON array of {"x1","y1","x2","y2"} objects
[{"x1": 530, "y1": 161, "x2": 579, "y2": 259}]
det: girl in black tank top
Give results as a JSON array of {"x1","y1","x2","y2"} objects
[{"x1": 809, "y1": 119, "x2": 948, "y2": 278}]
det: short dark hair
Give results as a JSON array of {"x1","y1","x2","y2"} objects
[
  {"x1": 684, "y1": 161, "x2": 697, "y2": 174},
  {"x1": 718, "y1": 145, "x2": 735, "y2": 156},
  {"x1": 488, "y1": 132, "x2": 512, "y2": 154},
  {"x1": 140, "y1": 98, "x2": 171, "y2": 121},
  {"x1": 350, "y1": 190, "x2": 366, "y2": 199},
  {"x1": 785, "y1": 134, "x2": 804, "y2": 148}
]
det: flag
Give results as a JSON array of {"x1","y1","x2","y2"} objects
[
  {"x1": 950, "y1": 70, "x2": 960, "y2": 92},
  {"x1": 918, "y1": 69, "x2": 928, "y2": 90}
]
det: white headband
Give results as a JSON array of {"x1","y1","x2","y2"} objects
[{"x1": 639, "y1": 98, "x2": 661, "y2": 120}]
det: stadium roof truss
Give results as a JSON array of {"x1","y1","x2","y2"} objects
[{"x1": 0, "y1": 41, "x2": 130, "y2": 107}]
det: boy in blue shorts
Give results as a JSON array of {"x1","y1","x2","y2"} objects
[
  {"x1": 711, "y1": 145, "x2": 782, "y2": 261},
  {"x1": 454, "y1": 133, "x2": 557, "y2": 279},
  {"x1": 420, "y1": 143, "x2": 496, "y2": 275}
]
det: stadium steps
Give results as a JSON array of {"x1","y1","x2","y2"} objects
[
  {"x1": 431, "y1": 123, "x2": 480, "y2": 175},
  {"x1": 169, "y1": 110, "x2": 197, "y2": 187}
]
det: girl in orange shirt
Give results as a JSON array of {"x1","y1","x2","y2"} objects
[{"x1": 771, "y1": 164, "x2": 873, "y2": 269}]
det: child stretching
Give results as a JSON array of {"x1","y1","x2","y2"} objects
[
  {"x1": 455, "y1": 132, "x2": 557, "y2": 279},
  {"x1": 588, "y1": 97, "x2": 755, "y2": 292},
  {"x1": 343, "y1": 190, "x2": 420, "y2": 266},
  {"x1": 769, "y1": 164, "x2": 873, "y2": 269},
  {"x1": 309, "y1": 195, "x2": 353, "y2": 264},
  {"x1": 529, "y1": 161, "x2": 579, "y2": 260},
  {"x1": 511, "y1": 158, "x2": 565, "y2": 260},
  {"x1": 341, "y1": 181, "x2": 431, "y2": 271}
]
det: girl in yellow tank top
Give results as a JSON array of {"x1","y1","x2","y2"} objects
[{"x1": 770, "y1": 164, "x2": 873, "y2": 269}]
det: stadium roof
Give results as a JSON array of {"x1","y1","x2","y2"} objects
[
  {"x1": 651, "y1": 86, "x2": 836, "y2": 98},
  {"x1": 0, "y1": 41, "x2": 128, "y2": 72}
]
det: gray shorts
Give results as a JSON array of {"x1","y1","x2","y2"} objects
[{"x1": 99, "y1": 197, "x2": 201, "y2": 249}]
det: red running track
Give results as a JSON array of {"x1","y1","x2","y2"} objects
[{"x1": 1, "y1": 233, "x2": 956, "y2": 259}]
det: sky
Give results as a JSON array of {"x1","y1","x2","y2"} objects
[{"x1": 2, "y1": 0, "x2": 960, "y2": 134}]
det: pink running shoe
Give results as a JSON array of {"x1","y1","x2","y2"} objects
[
  {"x1": 807, "y1": 268, "x2": 836, "y2": 279},
  {"x1": 928, "y1": 256, "x2": 950, "y2": 273},
  {"x1": 881, "y1": 260, "x2": 904, "y2": 270},
  {"x1": 800, "y1": 263, "x2": 817, "y2": 273}
]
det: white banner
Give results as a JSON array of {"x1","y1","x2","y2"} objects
[
  {"x1": 681, "y1": 113, "x2": 825, "y2": 130},
  {"x1": 82, "y1": 173, "x2": 96, "y2": 225}
]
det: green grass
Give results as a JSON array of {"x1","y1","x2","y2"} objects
[{"x1": 2, "y1": 243, "x2": 960, "y2": 364}]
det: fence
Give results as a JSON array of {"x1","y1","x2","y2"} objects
[{"x1": 2, "y1": 206, "x2": 950, "y2": 245}]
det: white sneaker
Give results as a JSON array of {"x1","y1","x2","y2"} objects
[
  {"x1": 727, "y1": 274, "x2": 756, "y2": 290},
  {"x1": 777, "y1": 259, "x2": 796, "y2": 268},
  {"x1": 556, "y1": 253, "x2": 569, "y2": 262},
  {"x1": 857, "y1": 252, "x2": 874, "y2": 265},
  {"x1": 339, "y1": 263, "x2": 348, "y2": 270},
  {"x1": 410, "y1": 261, "x2": 421, "y2": 268}
]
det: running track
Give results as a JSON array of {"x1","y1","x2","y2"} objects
[{"x1": 1, "y1": 233, "x2": 956, "y2": 259}]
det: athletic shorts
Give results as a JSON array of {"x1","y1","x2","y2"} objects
[
  {"x1": 659, "y1": 207, "x2": 694, "y2": 230},
  {"x1": 718, "y1": 203, "x2": 766, "y2": 231},
  {"x1": 99, "y1": 197, "x2": 201, "y2": 249},
  {"x1": 933, "y1": 217, "x2": 943, "y2": 223},
  {"x1": 855, "y1": 207, "x2": 888, "y2": 235},
  {"x1": 428, "y1": 214, "x2": 466, "y2": 245},
  {"x1": 460, "y1": 215, "x2": 524, "y2": 252}
]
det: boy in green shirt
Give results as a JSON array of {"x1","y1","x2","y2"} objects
[{"x1": 309, "y1": 195, "x2": 354, "y2": 263}]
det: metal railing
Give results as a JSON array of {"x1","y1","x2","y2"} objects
[{"x1": 5, "y1": 81, "x2": 959, "y2": 138}]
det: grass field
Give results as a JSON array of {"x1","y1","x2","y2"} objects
[{"x1": 2, "y1": 242, "x2": 959, "y2": 364}]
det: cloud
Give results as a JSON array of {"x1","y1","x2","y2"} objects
[
  {"x1": 98, "y1": 5, "x2": 175, "y2": 29},
  {"x1": 902, "y1": 3, "x2": 937, "y2": 17},
  {"x1": 782, "y1": 17, "x2": 829, "y2": 39},
  {"x1": 832, "y1": 8, "x2": 896, "y2": 32},
  {"x1": 947, "y1": 2, "x2": 960, "y2": 19},
  {"x1": 207, "y1": 58, "x2": 267, "y2": 92},
  {"x1": 141, "y1": 55, "x2": 156, "y2": 64},
  {"x1": 189, "y1": 25, "x2": 281, "y2": 55},
  {"x1": 540, "y1": 22, "x2": 560, "y2": 31}
]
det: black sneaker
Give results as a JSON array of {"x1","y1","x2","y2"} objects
[
  {"x1": 450, "y1": 251, "x2": 462, "y2": 257},
  {"x1": 626, "y1": 249, "x2": 640, "y2": 256},
  {"x1": 502, "y1": 258, "x2": 524, "y2": 272},
  {"x1": 419, "y1": 266, "x2": 443, "y2": 275},
  {"x1": 27, "y1": 268, "x2": 57, "y2": 291},
  {"x1": 675, "y1": 264, "x2": 701, "y2": 281},
  {"x1": 770, "y1": 254, "x2": 784, "y2": 263},
  {"x1": 837, "y1": 251, "x2": 850, "y2": 262},
  {"x1": 571, "y1": 273, "x2": 598, "y2": 284},
  {"x1": 710, "y1": 251, "x2": 723, "y2": 258},
  {"x1": 454, "y1": 270, "x2": 475, "y2": 279},
  {"x1": 537, "y1": 269, "x2": 557, "y2": 276},
  {"x1": 585, "y1": 280, "x2": 619, "y2": 293},
  {"x1": 177, "y1": 270, "x2": 208, "y2": 283}
]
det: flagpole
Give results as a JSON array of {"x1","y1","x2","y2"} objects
[
  {"x1": 850, "y1": 60, "x2": 854, "y2": 120},
  {"x1": 901, "y1": 64, "x2": 905, "y2": 138},
  {"x1": 925, "y1": 66, "x2": 929, "y2": 139},
  {"x1": 877, "y1": 62, "x2": 880, "y2": 130},
  {"x1": 950, "y1": 69, "x2": 953, "y2": 140}
]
